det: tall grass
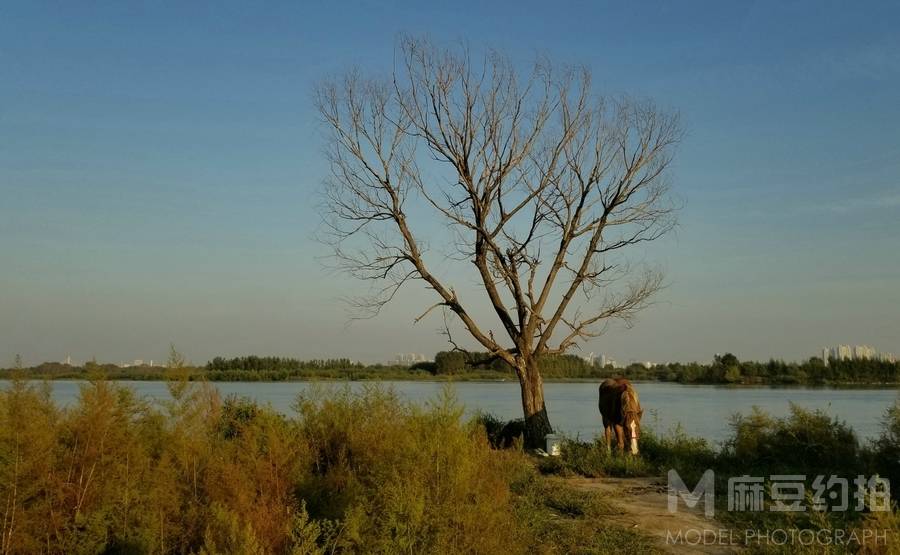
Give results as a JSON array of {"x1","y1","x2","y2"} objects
[
  {"x1": 0, "y1": 379, "x2": 523, "y2": 554},
  {"x1": 5, "y1": 376, "x2": 898, "y2": 553},
  {"x1": 0, "y1": 379, "x2": 654, "y2": 554}
]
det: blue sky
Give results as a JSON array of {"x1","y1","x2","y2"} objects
[{"x1": 2, "y1": 1, "x2": 899, "y2": 365}]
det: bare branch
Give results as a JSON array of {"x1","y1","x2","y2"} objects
[{"x1": 317, "y1": 36, "x2": 681, "y2": 368}]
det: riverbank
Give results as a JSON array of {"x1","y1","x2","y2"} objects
[
  {"x1": 5, "y1": 367, "x2": 900, "y2": 388},
  {"x1": 0, "y1": 378, "x2": 660, "y2": 554},
  {"x1": 3, "y1": 377, "x2": 897, "y2": 553},
  {"x1": 521, "y1": 404, "x2": 900, "y2": 554}
]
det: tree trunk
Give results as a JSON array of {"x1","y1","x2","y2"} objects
[{"x1": 518, "y1": 357, "x2": 553, "y2": 449}]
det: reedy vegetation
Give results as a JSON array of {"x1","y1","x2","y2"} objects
[
  {"x1": 2, "y1": 373, "x2": 899, "y2": 554},
  {"x1": 0, "y1": 376, "x2": 655, "y2": 554}
]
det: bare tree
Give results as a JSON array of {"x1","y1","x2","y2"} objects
[{"x1": 316, "y1": 37, "x2": 681, "y2": 447}]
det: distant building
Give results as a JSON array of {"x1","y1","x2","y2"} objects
[
  {"x1": 823, "y1": 344, "x2": 892, "y2": 363},
  {"x1": 394, "y1": 353, "x2": 429, "y2": 366},
  {"x1": 828, "y1": 345, "x2": 853, "y2": 361},
  {"x1": 595, "y1": 354, "x2": 623, "y2": 369},
  {"x1": 839, "y1": 345, "x2": 852, "y2": 360}
]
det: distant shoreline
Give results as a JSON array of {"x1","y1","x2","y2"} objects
[
  {"x1": 3, "y1": 373, "x2": 899, "y2": 389},
  {"x1": 9, "y1": 351, "x2": 899, "y2": 387}
]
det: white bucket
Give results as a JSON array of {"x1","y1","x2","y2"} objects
[{"x1": 545, "y1": 434, "x2": 562, "y2": 457}]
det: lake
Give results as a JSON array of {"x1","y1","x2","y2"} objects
[{"x1": 9, "y1": 380, "x2": 898, "y2": 445}]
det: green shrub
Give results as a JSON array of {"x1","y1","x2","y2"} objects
[
  {"x1": 868, "y1": 398, "x2": 900, "y2": 502},
  {"x1": 531, "y1": 427, "x2": 710, "y2": 480},
  {"x1": 723, "y1": 404, "x2": 862, "y2": 476},
  {"x1": 293, "y1": 384, "x2": 523, "y2": 554},
  {"x1": 530, "y1": 438, "x2": 654, "y2": 478},
  {"x1": 639, "y1": 425, "x2": 716, "y2": 485},
  {"x1": 474, "y1": 411, "x2": 525, "y2": 449}
]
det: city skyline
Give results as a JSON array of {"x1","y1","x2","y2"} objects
[
  {"x1": 2, "y1": 2, "x2": 899, "y2": 366},
  {"x1": 823, "y1": 344, "x2": 896, "y2": 364}
]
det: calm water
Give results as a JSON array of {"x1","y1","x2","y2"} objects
[{"x1": 10, "y1": 380, "x2": 898, "y2": 445}]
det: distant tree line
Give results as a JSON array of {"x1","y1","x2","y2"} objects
[
  {"x1": 1, "y1": 360, "x2": 172, "y2": 381},
  {"x1": 433, "y1": 351, "x2": 597, "y2": 378},
  {"x1": 625, "y1": 353, "x2": 900, "y2": 385},
  {"x1": 207, "y1": 356, "x2": 364, "y2": 373},
  {"x1": 203, "y1": 356, "x2": 435, "y2": 381},
  {"x1": 432, "y1": 351, "x2": 900, "y2": 385},
  {"x1": 4, "y1": 352, "x2": 899, "y2": 384}
]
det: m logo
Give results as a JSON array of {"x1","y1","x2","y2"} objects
[{"x1": 668, "y1": 469, "x2": 715, "y2": 518}]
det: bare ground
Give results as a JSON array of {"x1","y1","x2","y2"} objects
[{"x1": 566, "y1": 475, "x2": 742, "y2": 554}]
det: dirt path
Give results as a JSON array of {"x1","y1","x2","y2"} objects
[{"x1": 566, "y1": 476, "x2": 741, "y2": 554}]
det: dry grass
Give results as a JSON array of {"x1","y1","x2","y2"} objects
[{"x1": 0, "y1": 379, "x2": 655, "y2": 554}]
